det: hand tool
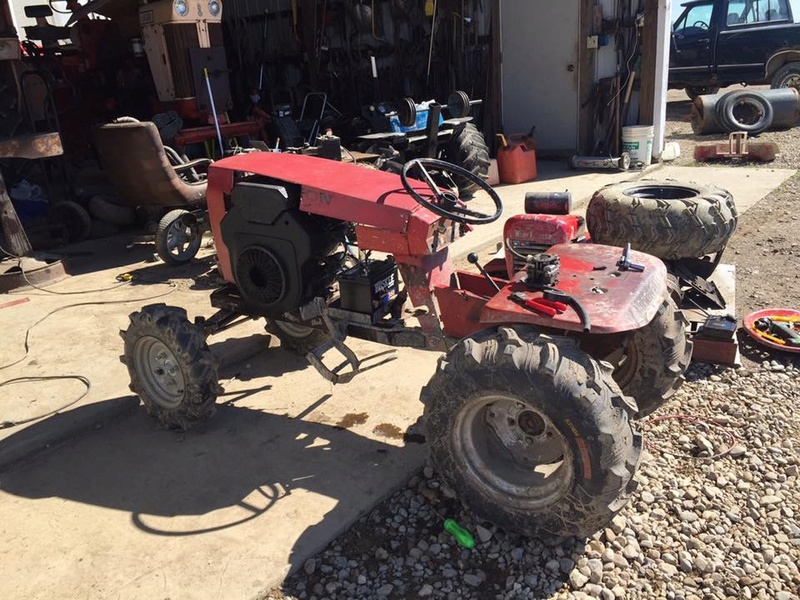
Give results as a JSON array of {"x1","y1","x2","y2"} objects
[
  {"x1": 755, "y1": 317, "x2": 800, "y2": 346},
  {"x1": 510, "y1": 292, "x2": 558, "y2": 316},
  {"x1": 616, "y1": 242, "x2": 645, "y2": 272}
]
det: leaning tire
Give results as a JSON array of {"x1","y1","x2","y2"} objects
[
  {"x1": 770, "y1": 62, "x2": 800, "y2": 90},
  {"x1": 716, "y1": 90, "x2": 773, "y2": 134},
  {"x1": 121, "y1": 303, "x2": 218, "y2": 429},
  {"x1": 443, "y1": 123, "x2": 491, "y2": 196},
  {"x1": 606, "y1": 299, "x2": 692, "y2": 418},
  {"x1": 265, "y1": 319, "x2": 330, "y2": 354},
  {"x1": 49, "y1": 200, "x2": 91, "y2": 243},
  {"x1": 88, "y1": 194, "x2": 136, "y2": 226},
  {"x1": 422, "y1": 327, "x2": 641, "y2": 539},
  {"x1": 586, "y1": 179, "x2": 738, "y2": 260},
  {"x1": 155, "y1": 209, "x2": 202, "y2": 266}
]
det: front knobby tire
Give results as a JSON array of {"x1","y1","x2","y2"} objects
[
  {"x1": 422, "y1": 327, "x2": 642, "y2": 539},
  {"x1": 121, "y1": 303, "x2": 219, "y2": 429}
]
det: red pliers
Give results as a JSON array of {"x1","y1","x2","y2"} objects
[{"x1": 510, "y1": 292, "x2": 568, "y2": 316}]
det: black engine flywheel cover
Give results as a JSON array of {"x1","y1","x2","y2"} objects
[{"x1": 235, "y1": 246, "x2": 287, "y2": 308}]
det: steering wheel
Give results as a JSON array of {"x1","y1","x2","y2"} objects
[
  {"x1": 692, "y1": 20, "x2": 709, "y2": 29},
  {"x1": 400, "y1": 158, "x2": 502, "y2": 225}
]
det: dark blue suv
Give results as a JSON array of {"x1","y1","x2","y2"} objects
[{"x1": 670, "y1": 0, "x2": 800, "y2": 98}]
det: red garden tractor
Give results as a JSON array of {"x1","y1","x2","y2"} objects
[{"x1": 121, "y1": 153, "x2": 691, "y2": 539}]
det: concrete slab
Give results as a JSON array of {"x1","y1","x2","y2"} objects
[{"x1": 0, "y1": 159, "x2": 795, "y2": 600}]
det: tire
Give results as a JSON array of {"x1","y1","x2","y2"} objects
[
  {"x1": 601, "y1": 299, "x2": 693, "y2": 418},
  {"x1": 121, "y1": 303, "x2": 219, "y2": 430},
  {"x1": 88, "y1": 194, "x2": 136, "y2": 226},
  {"x1": 49, "y1": 200, "x2": 91, "y2": 243},
  {"x1": 443, "y1": 123, "x2": 491, "y2": 196},
  {"x1": 685, "y1": 85, "x2": 720, "y2": 100},
  {"x1": 770, "y1": 62, "x2": 800, "y2": 90},
  {"x1": 586, "y1": 179, "x2": 738, "y2": 261},
  {"x1": 155, "y1": 209, "x2": 202, "y2": 266},
  {"x1": 422, "y1": 327, "x2": 642, "y2": 539},
  {"x1": 89, "y1": 218, "x2": 121, "y2": 240},
  {"x1": 716, "y1": 91, "x2": 774, "y2": 134},
  {"x1": 265, "y1": 319, "x2": 330, "y2": 354}
]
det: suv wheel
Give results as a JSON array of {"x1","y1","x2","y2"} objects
[
  {"x1": 685, "y1": 85, "x2": 719, "y2": 100},
  {"x1": 770, "y1": 63, "x2": 800, "y2": 90}
]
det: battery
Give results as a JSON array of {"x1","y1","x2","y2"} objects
[
  {"x1": 698, "y1": 314, "x2": 737, "y2": 340},
  {"x1": 339, "y1": 258, "x2": 399, "y2": 319}
]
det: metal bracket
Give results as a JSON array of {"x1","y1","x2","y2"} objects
[{"x1": 304, "y1": 297, "x2": 362, "y2": 384}]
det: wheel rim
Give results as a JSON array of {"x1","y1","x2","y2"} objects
[
  {"x1": 731, "y1": 99, "x2": 765, "y2": 126},
  {"x1": 273, "y1": 320, "x2": 315, "y2": 339},
  {"x1": 454, "y1": 394, "x2": 574, "y2": 510},
  {"x1": 166, "y1": 217, "x2": 201, "y2": 260},
  {"x1": 133, "y1": 336, "x2": 186, "y2": 409},
  {"x1": 779, "y1": 73, "x2": 800, "y2": 89}
]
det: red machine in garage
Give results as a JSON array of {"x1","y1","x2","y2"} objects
[{"x1": 121, "y1": 154, "x2": 691, "y2": 539}]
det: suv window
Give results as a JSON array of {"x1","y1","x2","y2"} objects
[
  {"x1": 729, "y1": 0, "x2": 790, "y2": 24},
  {"x1": 674, "y1": 3, "x2": 714, "y2": 33}
]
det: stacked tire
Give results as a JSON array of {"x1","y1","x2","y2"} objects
[{"x1": 586, "y1": 179, "x2": 738, "y2": 262}]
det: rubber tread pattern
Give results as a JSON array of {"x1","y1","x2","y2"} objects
[
  {"x1": 586, "y1": 179, "x2": 738, "y2": 260},
  {"x1": 422, "y1": 326, "x2": 642, "y2": 539},
  {"x1": 122, "y1": 303, "x2": 218, "y2": 430},
  {"x1": 443, "y1": 123, "x2": 491, "y2": 196}
]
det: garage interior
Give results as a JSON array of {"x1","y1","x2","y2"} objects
[{"x1": 0, "y1": 0, "x2": 670, "y2": 259}]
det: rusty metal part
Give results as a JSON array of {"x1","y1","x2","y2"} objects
[
  {"x1": 0, "y1": 256, "x2": 68, "y2": 293},
  {"x1": 0, "y1": 132, "x2": 64, "y2": 159},
  {"x1": 693, "y1": 132, "x2": 778, "y2": 162},
  {"x1": 0, "y1": 173, "x2": 32, "y2": 256}
]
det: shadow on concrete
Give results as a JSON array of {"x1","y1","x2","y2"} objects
[{"x1": 0, "y1": 399, "x2": 417, "y2": 572}]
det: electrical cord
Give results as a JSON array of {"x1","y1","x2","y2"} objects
[
  {"x1": 0, "y1": 283, "x2": 177, "y2": 372},
  {"x1": 16, "y1": 263, "x2": 129, "y2": 295},
  {"x1": 0, "y1": 375, "x2": 90, "y2": 430}
]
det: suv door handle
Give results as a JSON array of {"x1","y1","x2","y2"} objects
[{"x1": 698, "y1": 38, "x2": 710, "y2": 43}]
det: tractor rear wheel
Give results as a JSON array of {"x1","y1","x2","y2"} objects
[
  {"x1": 422, "y1": 327, "x2": 641, "y2": 539},
  {"x1": 586, "y1": 180, "x2": 738, "y2": 262},
  {"x1": 122, "y1": 304, "x2": 218, "y2": 429},
  {"x1": 266, "y1": 319, "x2": 330, "y2": 354},
  {"x1": 443, "y1": 123, "x2": 491, "y2": 196},
  {"x1": 601, "y1": 299, "x2": 692, "y2": 418}
]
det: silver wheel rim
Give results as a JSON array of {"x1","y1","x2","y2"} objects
[
  {"x1": 455, "y1": 394, "x2": 573, "y2": 510},
  {"x1": 780, "y1": 73, "x2": 800, "y2": 89},
  {"x1": 273, "y1": 320, "x2": 315, "y2": 339},
  {"x1": 133, "y1": 336, "x2": 186, "y2": 409},
  {"x1": 166, "y1": 217, "x2": 200, "y2": 260}
]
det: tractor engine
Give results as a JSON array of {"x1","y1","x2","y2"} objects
[{"x1": 218, "y1": 179, "x2": 348, "y2": 316}]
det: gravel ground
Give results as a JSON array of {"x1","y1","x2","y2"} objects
[{"x1": 262, "y1": 96, "x2": 800, "y2": 600}]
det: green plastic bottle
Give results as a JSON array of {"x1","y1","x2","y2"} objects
[{"x1": 443, "y1": 519, "x2": 475, "y2": 549}]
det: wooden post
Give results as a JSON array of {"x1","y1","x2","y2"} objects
[{"x1": 639, "y1": 0, "x2": 659, "y2": 125}]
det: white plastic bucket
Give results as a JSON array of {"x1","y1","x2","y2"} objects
[{"x1": 621, "y1": 125, "x2": 654, "y2": 166}]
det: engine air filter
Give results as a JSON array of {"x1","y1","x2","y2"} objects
[{"x1": 235, "y1": 246, "x2": 286, "y2": 307}]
